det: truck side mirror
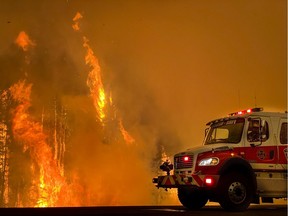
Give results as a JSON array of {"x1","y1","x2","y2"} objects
[
  {"x1": 205, "y1": 128, "x2": 209, "y2": 137},
  {"x1": 259, "y1": 120, "x2": 269, "y2": 142},
  {"x1": 261, "y1": 119, "x2": 265, "y2": 127}
]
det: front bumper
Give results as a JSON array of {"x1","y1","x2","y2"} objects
[{"x1": 152, "y1": 174, "x2": 219, "y2": 189}]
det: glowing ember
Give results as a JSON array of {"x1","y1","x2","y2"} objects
[
  {"x1": 119, "y1": 119, "x2": 135, "y2": 144},
  {"x1": 15, "y1": 31, "x2": 36, "y2": 52},
  {"x1": 72, "y1": 12, "x2": 83, "y2": 31}
]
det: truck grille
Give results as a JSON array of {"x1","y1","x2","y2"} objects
[{"x1": 174, "y1": 154, "x2": 193, "y2": 169}]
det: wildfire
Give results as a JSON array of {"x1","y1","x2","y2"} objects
[
  {"x1": 0, "y1": 12, "x2": 147, "y2": 207},
  {"x1": 6, "y1": 31, "x2": 76, "y2": 207}
]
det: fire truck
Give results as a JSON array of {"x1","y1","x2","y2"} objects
[{"x1": 153, "y1": 108, "x2": 287, "y2": 211}]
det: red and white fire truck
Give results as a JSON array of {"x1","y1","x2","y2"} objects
[{"x1": 153, "y1": 108, "x2": 287, "y2": 211}]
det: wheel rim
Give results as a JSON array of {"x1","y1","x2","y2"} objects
[{"x1": 227, "y1": 181, "x2": 247, "y2": 204}]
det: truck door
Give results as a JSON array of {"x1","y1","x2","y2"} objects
[
  {"x1": 243, "y1": 117, "x2": 277, "y2": 170},
  {"x1": 243, "y1": 116, "x2": 288, "y2": 197},
  {"x1": 277, "y1": 119, "x2": 287, "y2": 169},
  {"x1": 274, "y1": 118, "x2": 288, "y2": 196}
]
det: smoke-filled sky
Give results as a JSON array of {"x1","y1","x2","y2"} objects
[{"x1": 0, "y1": 0, "x2": 287, "y2": 206}]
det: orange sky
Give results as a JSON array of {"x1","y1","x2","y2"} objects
[{"x1": 0, "y1": 0, "x2": 286, "y2": 150}]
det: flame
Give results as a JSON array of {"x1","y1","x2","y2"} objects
[
  {"x1": 83, "y1": 37, "x2": 107, "y2": 123},
  {"x1": 15, "y1": 31, "x2": 35, "y2": 52},
  {"x1": 36, "y1": 166, "x2": 48, "y2": 207},
  {"x1": 73, "y1": 13, "x2": 107, "y2": 124},
  {"x1": 9, "y1": 80, "x2": 65, "y2": 207}
]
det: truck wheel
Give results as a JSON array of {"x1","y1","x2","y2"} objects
[
  {"x1": 218, "y1": 172, "x2": 252, "y2": 211},
  {"x1": 178, "y1": 188, "x2": 208, "y2": 210}
]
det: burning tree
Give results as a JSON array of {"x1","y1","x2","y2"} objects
[
  {"x1": 8, "y1": 80, "x2": 66, "y2": 207},
  {"x1": 0, "y1": 80, "x2": 78, "y2": 207},
  {"x1": 0, "y1": 30, "x2": 74, "y2": 207},
  {"x1": 0, "y1": 90, "x2": 11, "y2": 206},
  {"x1": 41, "y1": 98, "x2": 69, "y2": 176}
]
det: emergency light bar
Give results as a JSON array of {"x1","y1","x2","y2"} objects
[{"x1": 228, "y1": 107, "x2": 263, "y2": 117}]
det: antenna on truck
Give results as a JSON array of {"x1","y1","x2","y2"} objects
[{"x1": 254, "y1": 90, "x2": 257, "y2": 107}]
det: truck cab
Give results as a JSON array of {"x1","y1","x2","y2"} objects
[{"x1": 153, "y1": 108, "x2": 287, "y2": 211}]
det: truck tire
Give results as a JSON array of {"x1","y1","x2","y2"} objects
[
  {"x1": 218, "y1": 172, "x2": 252, "y2": 211},
  {"x1": 178, "y1": 188, "x2": 208, "y2": 210}
]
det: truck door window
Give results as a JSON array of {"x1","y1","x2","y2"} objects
[
  {"x1": 280, "y1": 122, "x2": 287, "y2": 144},
  {"x1": 247, "y1": 119, "x2": 269, "y2": 142}
]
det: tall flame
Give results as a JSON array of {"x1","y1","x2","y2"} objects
[
  {"x1": 83, "y1": 36, "x2": 107, "y2": 124},
  {"x1": 73, "y1": 12, "x2": 135, "y2": 144},
  {"x1": 9, "y1": 80, "x2": 66, "y2": 207},
  {"x1": 73, "y1": 11, "x2": 107, "y2": 123}
]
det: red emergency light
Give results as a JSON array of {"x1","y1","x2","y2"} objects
[
  {"x1": 183, "y1": 156, "x2": 189, "y2": 162},
  {"x1": 229, "y1": 107, "x2": 263, "y2": 117}
]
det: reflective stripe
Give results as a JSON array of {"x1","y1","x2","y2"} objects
[
  {"x1": 157, "y1": 174, "x2": 206, "y2": 187},
  {"x1": 193, "y1": 175, "x2": 205, "y2": 186},
  {"x1": 161, "y1": 175, "x2": 176, "y2": 186}
]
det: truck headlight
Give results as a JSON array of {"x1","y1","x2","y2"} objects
[{"x1": 198, "y1": 157, "x2": 219, "y2": 166}]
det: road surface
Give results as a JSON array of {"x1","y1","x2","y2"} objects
[{"x1": 0, "y1": 204, "x2": 286, "y2": 216}]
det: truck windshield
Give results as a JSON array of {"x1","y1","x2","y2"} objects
[{"x1": 205, "y1": 118, "x2": 245, "y2": 145}]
